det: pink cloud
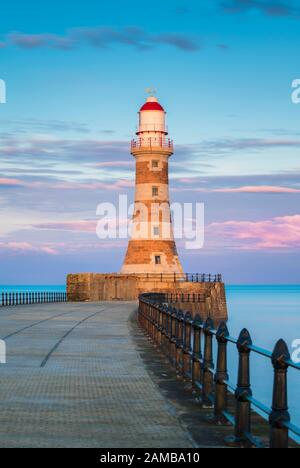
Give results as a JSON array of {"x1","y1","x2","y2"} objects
[
  {"x1": 0, "y1": 178, "x2": 24, "y2": 186},
  {"x1": 172, "y1": 181, "x2": 300, "y2": 194},
  {"x1": 213, "y1": 186, "x2": 300, "y2": 193},
  {"x1": 209, "y1": 214, "x2": 300, "y2": 250},
  {"x1": 33, "y1": 220, "x2": 97, "y2": 233},
  {"x1": 0, "y1": 242, "x2": 59, "y2": 255},
  {"x1": 0, "y1": 239, "x2": 127, "y2": 256},
  {"x1": 92, "y1": 161, "x2": 134, "y2": 168},
  {"x1": 0, "y1": 177, "x2": 134, "y2": 191},
  {"x1": 33, "y1": 217, "x2": 130, "y2": 233},
  {"x1": 49, "y1": 180, "x2": 134, "y2": 190}
]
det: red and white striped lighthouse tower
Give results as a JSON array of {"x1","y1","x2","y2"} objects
[{"x1": 121, "y1": 95, "x2": 184, "y2": 275}]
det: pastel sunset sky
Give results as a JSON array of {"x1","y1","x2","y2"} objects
[{"x1": 0, "y1": 0, "x2": 300, "y2": 284}]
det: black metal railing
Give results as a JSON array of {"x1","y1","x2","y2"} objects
[
  {"x1": 0, "y1": 291, "x2": 67, "y2": 307},
  {"x1": 141, "y1": 292, "x2": 207, "y2": 303},
  {"x1": 122, "y1": 273, "x2": 222, "y2": 283},
  {"x1": 138, "y1": 293, "x2": 300, "y2": 449}
]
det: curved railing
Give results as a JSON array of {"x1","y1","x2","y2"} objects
[
  {"x1": 141, "y1": 292, "x2": 207, "y2": 303},
  {"x1": 138, "y1": 293, "x2": 300, "y2": 449},
  {"x1": 0, "y1": 291, "x2": 67, "y2": 307}
]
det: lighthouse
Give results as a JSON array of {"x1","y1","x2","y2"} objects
[
  {"x1": 121, "y1": 95, "x2": 184, "y2": 275},
  {"x1": 68, "y1": 95, "x2": 227, "y2": 317}
]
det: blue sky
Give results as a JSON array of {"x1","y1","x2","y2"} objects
[{"x1": 0, "y1": 0, "x2": 300, "y2": 284}]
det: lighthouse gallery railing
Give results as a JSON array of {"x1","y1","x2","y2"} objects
[{"x1": 131, "y1": 137, "x2": 173, "y2": 151}]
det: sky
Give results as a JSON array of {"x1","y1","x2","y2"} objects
[{"x1": 0, "y1": 0, "x2": 300, "y2": 284}]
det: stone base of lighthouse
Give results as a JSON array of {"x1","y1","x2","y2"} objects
[
  {"x1": 66, "y1": 273, "x2": 228, "y2": 322},
  {"x1": 121, "y1": 240, "x2": 184, "y2": 275}
]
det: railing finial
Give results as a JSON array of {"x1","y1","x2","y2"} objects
[
  {"x1": 269, "y1": 339, "x2": 291, "y2": 449},
  {"x1": 237, "y1": 328, "x2": 252, "y2": 352},
  {"x1": 271, "y1": 339, "x2": 290, "y2": 369}
]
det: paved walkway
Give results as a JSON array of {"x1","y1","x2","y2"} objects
[{"x1": 0, "y1": 302, "x2": 195, "y2": 448}]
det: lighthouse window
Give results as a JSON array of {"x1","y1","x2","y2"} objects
[
  {"x1": 152, "y1": 186, "x2": 159, "y2": 197},
  {"x1": 155, "y1": 256, "x2": 161, "y2": 265},
  {"x1": 153, "y1": 227, "x2": 160, "y2": 237},
  {"x1": 152, "y1": 160, "x2": 159, "y2": 168}
]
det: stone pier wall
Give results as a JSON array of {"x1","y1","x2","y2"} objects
[{"x1": 67, "y1": 273, "x2": 228, "y2": 321}]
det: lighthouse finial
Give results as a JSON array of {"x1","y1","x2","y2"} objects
[{"x1": 145, "y1": 87, "x2": 157, "y2": 97}]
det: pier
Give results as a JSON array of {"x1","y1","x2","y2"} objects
[{"x1": 0, "y1": 299, "x2": 298, "y2": 448}]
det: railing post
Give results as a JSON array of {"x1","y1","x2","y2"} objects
[
  {"x1": 214, "y1": 322, "x2": 230, "y2": 425},
  {"x1": 140, "y1": 299, "x2": 145, "y2": 329},
  {"x1": 147, "y1": 301, "x2": 150, "y2": 333},
  {"x1": 147, "y1": 301, "x2": 151, "y2": 337},
  {"x1": 192, "y1": 314, "x2": 202, "y2": 391},
  {"x1": 170, "y1": 308, "x2": 177, "y2": 366},
  {"x1": 152, "y1": 304, "x2": 157, "y2": 345},
  {"x1": 202, "y1": 318, "x2": 214, "y2": 408},
  {"x1": 226, "y1": 329, "x2": 253, "y2": 447},
  {"x1": 142, "y1": 300, "x2": 146, "y2": 333},
  {"x1": 165, "y1": 306, "x2": 172, "y2": 360},
  {"x1": 147, "y1": 302, "x2": 152, "y2": 339},
  {"x1": 161, "y1": 305, "x2": 167, "y2": 354},
  {"x1": 143, "y1": 300, "x2": 148, "y2": 335},
  {"x1": 157, "y1": 304, "x2": 163, "y2": 348},
  {"x1": 176, "y1": 311, "x2": 184, "y2": 376},
  {"x1": 139, "y1": 299, "x2": 143, "y2": 328},
  {"x1": 269, "y1": 340, "x2": 291, "y2": 449},
  {"x1": 140, "y1": 299, "x2": 144, "y2": 329},
  {"x1": 183, "y1": 312, "x2": 192, "y2": 378}
]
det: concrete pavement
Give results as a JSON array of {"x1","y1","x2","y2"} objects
[{"x1": 0, "y1": 302, "x2": 195, "y2": 448}]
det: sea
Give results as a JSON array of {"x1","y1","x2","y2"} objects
[
  {"x1": 0, "y1": 284, "x2": 299, "y2": 439},
  {"x1": 225, "y1": 285, "x2": 300, "y2": 441}
]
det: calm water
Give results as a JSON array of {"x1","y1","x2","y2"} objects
[
  {"x1": 0, "y1": 284, "x2": 299, "y2": 438},
  {"x1": 226, "y1": 285, "x2": 300, "y2": 437}
]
